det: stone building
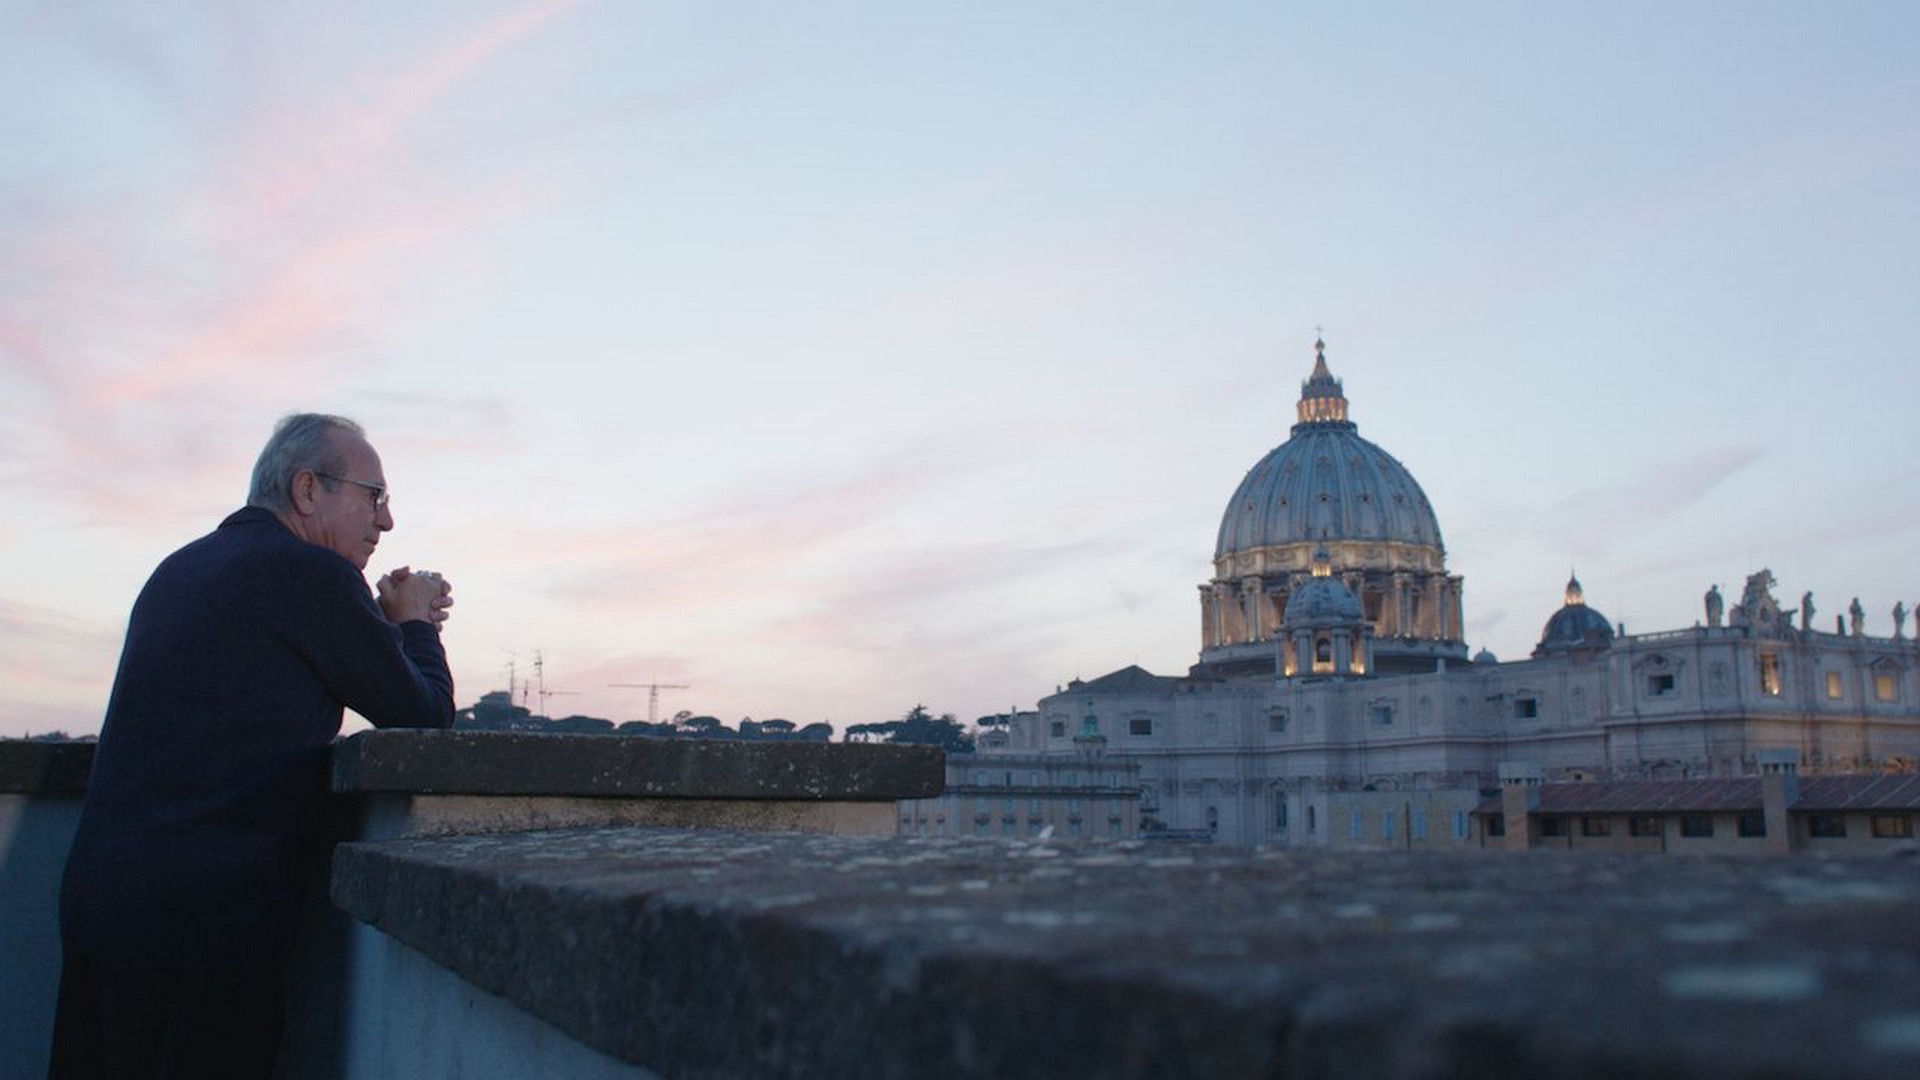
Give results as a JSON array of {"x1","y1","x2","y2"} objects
[{"x1": 987, "y1": 341, "x2": 1920, "y2": 848}]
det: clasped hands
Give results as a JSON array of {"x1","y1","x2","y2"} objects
[{"x1": 376, "y1": 566, "x2": 455, "y2": 628}]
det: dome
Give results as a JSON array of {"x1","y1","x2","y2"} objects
[
  {"x1": 1215, "y1": 340, "x2": 1444, "y2": 563},
  {"x1": 1197, "y1": 338, "x2": 1466, "y2": 677},
  {"x1": 1534, "y1": 574, "x2": 1615, "y2": 656}
]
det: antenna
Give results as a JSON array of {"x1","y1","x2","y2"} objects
[
  {"x1": 499, "y1": 648, "x2": 522, "y2": 708},
  {"x1": 609, "y1": 682, "x2": 692, "y2": 726},
  {"x1": 526, "y1": 649, "x2": 582, "y2": 717}
]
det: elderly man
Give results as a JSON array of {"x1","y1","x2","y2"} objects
[{"x1": 51, "y1": 414, "x2": 455, "y2": 1078}]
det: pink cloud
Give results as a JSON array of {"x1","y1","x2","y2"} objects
[{"x1": 0, "y1": 2, "x2": 579, "y2": 527}]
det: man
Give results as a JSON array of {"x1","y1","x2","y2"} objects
[{"x1": 50, "y1": 414, "x2": 455, "y2": 1078}]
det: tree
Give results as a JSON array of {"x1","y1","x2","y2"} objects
[
  {"x1": 740, "y1": 719, "x2": 798, "y2": 740},
  {"x1": 461, "y1": 690, "x2": 531, "y2": 731},
  {"x1": 848, "y1": 705, "x2": 975, "y2": 753}
]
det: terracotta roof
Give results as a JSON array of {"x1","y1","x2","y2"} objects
[
  {"x1": 1796, "y1": 773, "x2": 1920, "y2": 811},
  {"x1": 1473, "y1": 773, "x2": 1920, "y2": 815}
]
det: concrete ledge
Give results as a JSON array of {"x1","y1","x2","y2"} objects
[
  {"x1": 0, "y1": 740, "x2": 94, "y2": 795},
  {"x1": 332, "y1": 730, "x2": 945, "y2": 800},
  {"x1": 334, "y1": 830, "x2": 1920, "y2": 1079}
]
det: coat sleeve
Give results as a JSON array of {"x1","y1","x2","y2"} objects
[{"x1": 270, "y1": 549, "x2": 456, "y2": 729}]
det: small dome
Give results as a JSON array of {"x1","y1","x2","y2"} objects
[
  {"x1": 1473, "y1": 647, "x2": 1499, "y2": 665},
  {"x1": 1534, "y1": 573, "x2": 1615, "y2": 656},
  {"x1": 1286, "y1": 550, "x2": 1365, "y2": 623}
]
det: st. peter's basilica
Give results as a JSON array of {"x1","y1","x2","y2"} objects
[{"x1": 909, "y1": 341, "x2": 1920, "y2": 848}]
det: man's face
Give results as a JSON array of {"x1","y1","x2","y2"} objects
[{"x1": 304, "y1": 433, "x2": 393, "y2": 569}]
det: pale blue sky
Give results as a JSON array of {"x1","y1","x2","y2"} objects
[{"x1": 3, "y1": 1, "x2": 1916, "y2": 735}]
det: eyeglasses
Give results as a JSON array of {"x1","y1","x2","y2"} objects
[{"x1": 314, "y1": 472, "x2": 391, "y2": 509}]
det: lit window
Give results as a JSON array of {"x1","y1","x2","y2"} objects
[
  {"x1": 1681, "y1": 815, "x2": 1714, "y2": 838},
  {"x1": 1808, "y1": 814, "x2": 1847, "y2": 838},
  {"x1": 1826, "y1": 672, "x2": 1844, "y2": 700},
  {"x1": 1871, "y1": 814, "x2": 1913, "y2": 839},
  {"x1": 1759, "y1": 654, "x2": 1782, "y2": 696},
  {"x1": 1876, "y1": 674, "x2": 1899, "y2": 702}
]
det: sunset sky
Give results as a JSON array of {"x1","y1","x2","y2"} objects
[{"x1": 4, "y1": 2, "x2": 1916, "y2": 738}]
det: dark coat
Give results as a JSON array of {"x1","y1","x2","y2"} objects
[{"x1": 59, "y1": 507, "x2": 453, "y2": 968}]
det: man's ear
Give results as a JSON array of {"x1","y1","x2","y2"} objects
[{"x1": 288, "y1": 469, "x2": 319, "y2": 515}]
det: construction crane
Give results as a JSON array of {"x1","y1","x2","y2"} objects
[{"x1": 609, "y1": 682, "x2": 691, "y2": 726}]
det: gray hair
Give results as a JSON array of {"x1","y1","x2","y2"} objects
[{"x1": 246, "y1": 413, "x2": 365, "y2": 513}]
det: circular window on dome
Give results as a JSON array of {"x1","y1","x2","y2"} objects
[{"x1": 1319, "y1": 493, "x2": 1331, "y2": 503}]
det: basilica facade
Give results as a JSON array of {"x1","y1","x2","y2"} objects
[{"x1": 976, "y1": 341, "x2": 1920, "y2": 849}]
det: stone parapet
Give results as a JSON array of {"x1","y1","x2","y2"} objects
[
  {"x1": 332, "y1": 729, "x2": 945, "y2": 800},
  {"x1": 330, "y1": 730, "x2": 945, "y2": 842},
  {"x1": 335, "y1": 830, "x2": 1920, "y2": 1079},
  {"x1": 0, "y1": 739, "x2": 94, "y2": 795}
]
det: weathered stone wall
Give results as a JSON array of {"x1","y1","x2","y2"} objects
[
  {"x1": 0, "y1": 731, "x2": 944, "y2": 1078},
  {"x1": 336, "y1": 828, "x2": 1920, "y2": 1080}
]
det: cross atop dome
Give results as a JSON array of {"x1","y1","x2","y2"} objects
[{"x1": 1297, "y1": 336, "x2": 1350, "y2": 426}]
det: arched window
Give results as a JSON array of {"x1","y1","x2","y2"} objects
[{"x1": 1206, "y1": 806, "x2": 1220, "y2": 831}]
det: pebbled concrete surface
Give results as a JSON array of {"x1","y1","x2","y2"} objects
[{"x1": 334, "y1": 829, "x2": 1920, "y2": 1079}]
